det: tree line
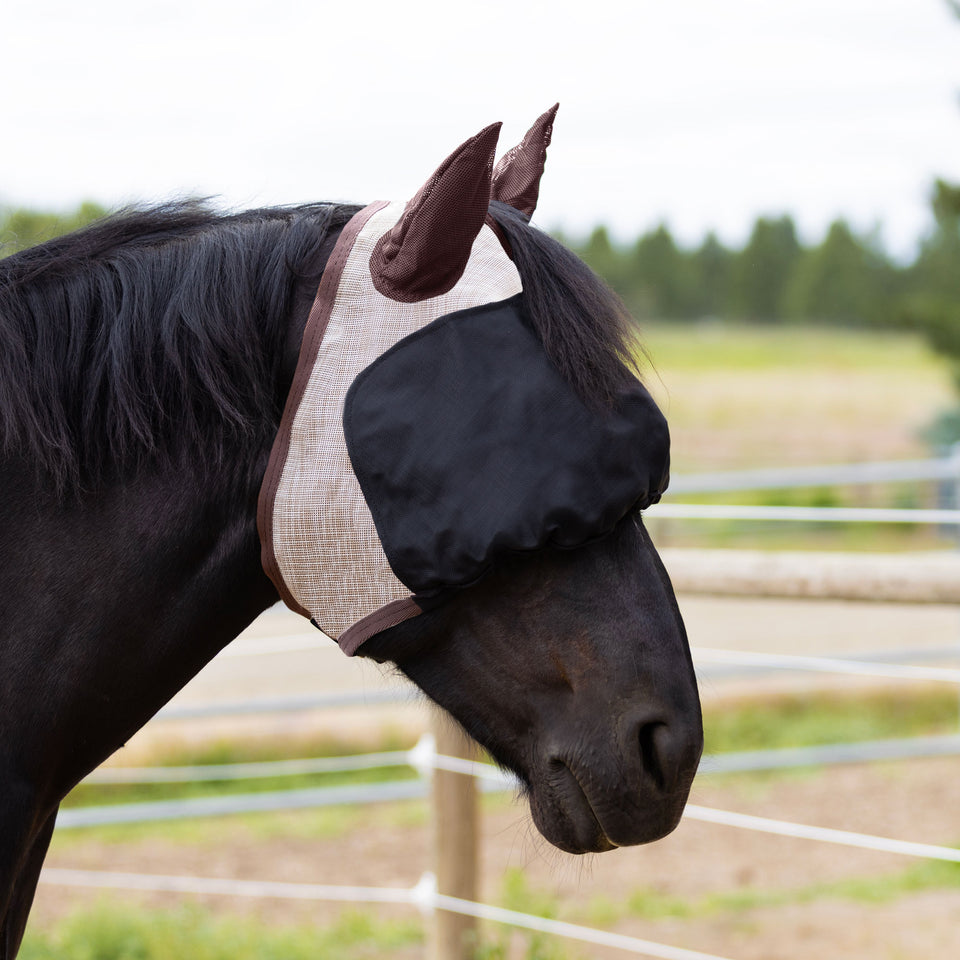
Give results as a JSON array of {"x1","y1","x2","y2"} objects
[
  {"x1": 2, "y1": 195, "x2": 952, "y2": 331},
  {"x1": 2, "y1": 184, "x2": 958, "y2": 438},
  {"x1": 0, "y1": 202, "x2": 109, "y2": 256},
  {"x1": 564, "y1": 180, "x2": 959, "y2": 441},
  {"x1": 565, "y1": 188, "x2": 957, "y2": 331}
]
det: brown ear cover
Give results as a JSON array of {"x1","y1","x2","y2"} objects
[
  {"x1": 491, "y1": 103, "x2": 558, "y2": 219},
  {"x1": 370, "y1": 122, "x2": 502, "y2": 303}
]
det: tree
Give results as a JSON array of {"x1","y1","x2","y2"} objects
[
  {"x1": 902, "y1": 180, "x2": 960, "y2": 375},
  {"x1": 0, "y1": 201, "x2": 107, "y2": 257},
  {"x1": 578, "y1": 225, "x2": 629, "y2": 295},
  {"x1": 690, "y1": 231, "x2": 734, "y2": 319},
  {"x1": 628, "y1": 223, "x2": 693, "y2": 319},
  {"x1": 783, "y1": 219, "x2": 893, "y2": 325},
  {"x1": 728, "y1": 215, "x2": 802, "y2": 322},
  {"x1": 896, "y1": 0, "x2": 960, "y2": 439}
]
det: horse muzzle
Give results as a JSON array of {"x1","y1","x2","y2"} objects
[{"x1": 527, "y1": 709, "x2": 703, "y2": 854}]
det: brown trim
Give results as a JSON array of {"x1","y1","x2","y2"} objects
[
  {"x1": 257, "y1": 200, "x2": 390, "y2": 617},
  {"x1": 337, "y1": 598, "x2": 423, "y2": 656}
]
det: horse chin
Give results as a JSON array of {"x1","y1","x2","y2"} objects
[
  {"x1": 526, "y1": 760, "x2": 690, "y2": 855},
  {"x1": 528, "y1": 768, "x2": 618, "y2": 854}
]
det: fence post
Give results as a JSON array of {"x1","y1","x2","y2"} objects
[{"x1": 428, "y1": 709, "x2": 479, "y2": 960}]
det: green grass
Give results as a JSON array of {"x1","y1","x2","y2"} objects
[
  {"x1": 64, "y1": 763, "x2": 416, "y2": 809},
  {"x1": 63, "y1": 731, "x2": 417, "y2": 809},
  {"x1": 647, "y1": 479, "x2": 953, "y2": 552},
  {"x1": 20, "y1": 903, "x2": 422, "y2": 960},
  {"x1": 36, "y1": 685, "x2": 960, "y2": 960},
  {"x1": 629, "y1": 320, "x2": 957, "y2": 550},
  {"x1": 702, "y1": 687, "x2": 960, "y2": 755},
  {"x1": 474, "y1": 870, "x2": 581, "y2": 960},
  {"x1": 602, "y1": 857, "x2": 960, "y2": 924},
  {"x1": 28, "y1": 857, "x2": 958, "y2": 960},
  {"x1": 636, "y1": 321, "x2": 943, "y2": 375},
  {"x1": 49, "y1": 804, "x2": 372, "y2": 850},
  {"x1": 496, "y1": 857, "x2": 960, "y2": 948}
]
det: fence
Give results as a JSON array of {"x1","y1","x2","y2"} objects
[{"x1": 38, "y1": 455, "x2": 960, "y2": 960}]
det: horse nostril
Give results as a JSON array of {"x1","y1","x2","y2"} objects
[{"x1": 637, "y1": 721, "x2": 690, "y2": 794}]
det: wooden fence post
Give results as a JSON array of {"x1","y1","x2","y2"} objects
[{"x1": 428, "y1": 708, "x2": 479, "y2": 960}]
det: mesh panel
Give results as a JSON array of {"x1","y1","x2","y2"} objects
[{"x1": 270, "y1": 201, "x2": 522, "y2": 641}]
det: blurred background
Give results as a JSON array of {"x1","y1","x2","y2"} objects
[
  {"x1": 7, "y1": 3, "x2": 960, "y2": 959},
  {"x1": 5, "y1": 0, "x2": 960, "y2": 486}
]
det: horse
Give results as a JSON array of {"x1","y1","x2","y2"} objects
[{"x1": 0, "y1": 108, "x2": 702, "y2": 958}]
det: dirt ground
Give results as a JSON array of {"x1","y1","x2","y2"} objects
[
  {"x1": 34, "y1": 752, "x2": 960, "y2": 960},
  {"x1": 28, "y1": 595, "x2": 960, "y2": 959}
]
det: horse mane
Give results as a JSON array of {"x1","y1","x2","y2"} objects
[
  {"x1": 489, "y1": 201, "x2": 641, "y2": 407},
  {"x1": 0, "y1": 200, "x2": 358, "y2": 492},
  {"x1": 0, "y1": 198, "x2": 637, "y2": 493}
]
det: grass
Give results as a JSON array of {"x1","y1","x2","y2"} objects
[
  {"x1": 595, "y1": 857, "x2": 960, "y2": 924},
  {"x1": 28, "y1": 853, "x2": 959, "y2": 960},
  {"x1": 20, "y1": 903, "x2": 422, "y2": 960},
  {"x1": 626, "y1": 321, "x2": 958, "y2": 550},
  {"x1": 64, "y1": 762, "x2": 416, "y2": 809},
  {"x1": 701, "y1": 687, "x2": 960, "y2": 754},
  {"x1": 48, "y1": 804, "x2": 370, "y2": 850},
  {"x1": 491, "y1": 858, "x2": 960, "y2": 953},
  {"x1": 35, "y1": 685, "x2": 960, "y2": 959},
  {"x1": 635, "y1": 321, "x2": 941, "y2": 374},
  {"x1": 474, "y1": 870, "x2": 581, "y2": 960},
  {"x1": 62, "y1": 731, "x2": 417, "y2": 809}
]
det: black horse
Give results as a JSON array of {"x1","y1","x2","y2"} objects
[{"x1": 0, "y1": 117, "x2": 702, "y2": 958}]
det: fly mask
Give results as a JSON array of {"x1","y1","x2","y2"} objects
[{"x1": 257, "y1": 106, "x2": 671, "y2": 655}]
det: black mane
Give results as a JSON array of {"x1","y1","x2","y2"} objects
[
  {"x1": 0, "y1": 199, "x2": 637, "y2": 493},
  {"x1": 0, "y1": 200, "x2": 358, "y2": 491},
  {"x1": 490, "y1": 201, "x2": 640, "y2": 406}
]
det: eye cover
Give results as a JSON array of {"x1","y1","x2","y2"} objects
[{"x1": 343, "y1": 294, "x2": 669, "y2": 597}]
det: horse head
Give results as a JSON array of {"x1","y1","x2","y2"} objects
[{"x1": 262, "y1": 107, "x2": 703, "y2": 853}]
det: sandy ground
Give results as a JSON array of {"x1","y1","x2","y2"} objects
[
  {"x1": 28, "y1": 591, "x2": 960, "y2": 958},
  {"x1": 34, "y1": 756, "x2": 960, "y2": 959}
]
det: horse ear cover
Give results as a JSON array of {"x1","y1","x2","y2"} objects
[
  {"x1": 491, "y1": 103, "x2": 558, "y2": 218},
  {"x1": 370, "y1": 122, "x2": 501, "y2": 303}
]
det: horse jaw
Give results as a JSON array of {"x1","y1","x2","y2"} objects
[{"x1": 359, "y1": 516, "x2": 703, "y2": 854}]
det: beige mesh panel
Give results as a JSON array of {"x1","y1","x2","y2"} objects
[{"x1": 271, "y1": 201, "x2": 523, "y2": 640}]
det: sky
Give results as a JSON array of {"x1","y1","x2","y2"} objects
[{"x1": 4, "y1": 0, "x2": 960, "y2": 258}]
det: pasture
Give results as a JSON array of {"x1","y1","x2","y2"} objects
[
  {"x1": 27, "y1": 691, "x2": 960, "y2": 959},
  {"x1": 639, "y1": 321, "x2": 951, "y2": 471},
  {"x1": 26, "y1": 322, "x2": 960, "y2": 959}
]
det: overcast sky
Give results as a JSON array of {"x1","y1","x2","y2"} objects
[{"x1": 4, "y1": 0, "x2": 960, "y2": 257}]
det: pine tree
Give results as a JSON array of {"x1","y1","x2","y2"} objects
[
  {"x1": 0, "y1": 202, "x2": 107, "y2": 256},
  {"x1": 728, "y1": 216, "x2": 802, "y2": 322}
]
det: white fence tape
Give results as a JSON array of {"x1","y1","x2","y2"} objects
[
  {"x1": 647, "y1": 503, "x2": 960, "y2": 524},
  {"x1": 669, "y1": 455, "x2": 960, "y2": 494},
  {"x1": 79, "y1": 733, "x2": 960, "y2": 789},
  {"x1": 38, "y1": 867, "x2": 735, "y2": 960},
  {"x1": 71, "y1": 742, "x2": 960, "y2": 864},
  {"x1": 431, "y1": 887, "x2": 734, "y2": 960},
  {"x1": 682, "y1": 806, "x2": 960, "y2": 862},
  {"x1": 691, "y1": 648, "x2": 960, "y2": 684},
  {"x1": 85, "y1": 751, "x2": 411, "y2": 784}
]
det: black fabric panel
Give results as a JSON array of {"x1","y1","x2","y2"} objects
[{"x1": 343, "y1": 294, "x2": 670, "y2": 595}]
